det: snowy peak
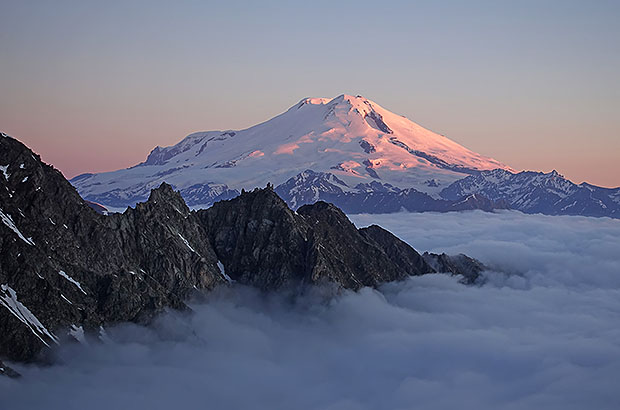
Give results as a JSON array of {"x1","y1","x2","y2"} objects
[
  {"x1": 39, "y1": 89, "x2": 620, "y2": 218},
  {"x1": 294, "y1": 94, "x2": 374, "y2": 110},
  {"x1": 137, "y1": 92, "x2": 509, "y2": 177},
  {"x1": 71, "y1": 93, "x2": 514, "y2": 209},
  {"x1": 441, "y1": 169, "x2": 620, "y2": 218},
  {"x1": 293, "y1": 96, "x2": 332, "y2": 109}
]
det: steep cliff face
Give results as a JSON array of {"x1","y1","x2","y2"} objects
[
  {"x1": 0, "y1": 134, "x2": 224, "y2": 363},
  {"x1": 197, "y1": 188, "x2": 436, "y2": 290},
  {"x1": 198, "y1": 186, "x2": 311, "y2": 289},
  {"x1": 1, "y1": 133, "x2": 487, "y2": 369},
  {"x1": 297, "y1": 201, "x2": 430, "y2": 288},
  {"x1": 359, "y1": 225, "x2": 436, "y2": 277}
]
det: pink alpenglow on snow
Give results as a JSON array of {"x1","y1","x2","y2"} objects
[{"x1": 73, "y1": 94, "x2": 513, "y2": 204}]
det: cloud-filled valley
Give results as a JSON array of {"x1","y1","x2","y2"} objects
[{"x1": 2, "y1": 210, "x2": 619, "y2": 410}]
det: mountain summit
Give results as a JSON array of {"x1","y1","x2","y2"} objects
[
  {"x1": 69, "y1": 95, "x2": 619, "y2": 218},
  {"x1": 71, "y1": 94, "x2": 510, "y2": 208}
]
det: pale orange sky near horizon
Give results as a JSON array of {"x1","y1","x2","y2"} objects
[
  {"x1": 1, "y1": 1, "x2": 619, "y2": 188},
  {"x1": 4, "y1": 93, "x2": 620, "y2": 188}
]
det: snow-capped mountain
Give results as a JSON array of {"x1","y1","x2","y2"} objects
[
  {"x1": 70, "y1": 94, "x2": 619, "y2": 218},
  {"x1": 441, "y1": 169, "x2": 620, "y2": 218},
  {"x1": 71, "y1": 94, "x2": 510, "y2": 209},
  {"x1": 274, "y1": 169, "x2": 509, "y2": 214}
]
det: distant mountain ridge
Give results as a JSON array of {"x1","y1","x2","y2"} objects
[
  {"x1": 65, "y1": 93, "x2": 619, "y2": 218},
  {"x1": 275, "y1": 170, "x2": 510, "y2": 214},
  {"x1": 440, "y1": 169, "x2": 620, "y2": 218}
]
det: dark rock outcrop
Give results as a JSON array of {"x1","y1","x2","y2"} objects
[
  {"x1": 422, "y1": 252, "x2": 486, "y2": 284},
  {"x1": 1, "y1": 132, "x2": 488, "y2": 368},
  {"x1": 1, "y1": 134, "x2": 224, "y2": 363},
  {"x1": 85, "y1": 200, "x2": 108, "y2": 214},
  {"x1": 198, "y1": 186, "x2": 311, "y2": 289},
  {"x1": 0, "y1": 359, "x2": 20, "y2": 378},
  {"x1": 198, "y1": 189, "x2": 435, "y2": 290},
  {"x1": 359, "y1": 225, "x2": 435, "y2": 277},
  {"x1": 296, "y1": 201, "x2": 425, "y2": 288}
]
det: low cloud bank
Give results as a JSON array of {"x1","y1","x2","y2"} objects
[{"x1": 2, "y1": 211, "x2": 620, "y2": 410}]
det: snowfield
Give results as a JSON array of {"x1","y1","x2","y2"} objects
[
  {"x1": 2, "y1": 211, "x2": 620, "y2": 410},
  {"x1": 69, "y1": 95, "x2": 619, "y2": 218},
  {"x1": 72, "y1": 94, "x2": 510, "y2": 207}
]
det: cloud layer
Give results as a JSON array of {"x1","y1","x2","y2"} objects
[{"x1": 2, "y1": 210, "x2": 620, "y2": 410}]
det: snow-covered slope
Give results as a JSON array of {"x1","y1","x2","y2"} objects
[
  {"x1": 71, "y1": 94, "x2": 511, "y2": 208},
  {"x1": 441, "y1": 169, "x2": 620, "y2": 218},
  {"x1": 70, "y1": 93, "x2": 619, "y2": 218}
]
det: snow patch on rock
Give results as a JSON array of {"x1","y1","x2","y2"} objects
[
  {"x1": 178, "y1": 233, "x2": 197, "y2": 253},
  {"x1": 0, "y1": 207, "x2": 35, "y2": 245},
  {"x1": 69, "y1": 325, "x2": 87, "y2": 344},
  {"x1": 0, "y1": 164, "x2": 9, "y2": 180},
  {"x1": 58, "y1": 270, "x2": 87, "y2": 295},
  {"x1": 0, "y1": 284, "x2": 59, "y2": 346},
  {"x1": 217, "y1": 261, "x2": 232, "y2": 283}
]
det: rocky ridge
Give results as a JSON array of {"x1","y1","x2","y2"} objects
[
  {"x1": 1, "y1": 133, "x2": 486, "y2": 373},
  {"x1": 276, "y1": 169, "x2": 510, "y2": 213},
  {"x1": 440, "y1": 169, "x2": 620, "y2": 218}
]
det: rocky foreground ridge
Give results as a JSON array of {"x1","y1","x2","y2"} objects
[{"x1": 0, "y1": 133, "x2": 485, "y2": 373}]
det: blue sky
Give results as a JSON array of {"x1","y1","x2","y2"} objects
[{"x1": 1, "y1": 0, "x2": 619, "y2": 186}]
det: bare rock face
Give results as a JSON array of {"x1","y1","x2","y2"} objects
[
  {"x1": 1, "y1": 132, "x2": 488, "y2": 368},
  {"x1": 359, "y1": 225, "x2": 436, "y2": 277},
  {"x1": 0, "y1": 134, "x2": 224, "y2": 363},
  {"x1": 296, "y1": 201, "x2": 430, "y2": 288},
  {"x1": 198, "y1": 189, "x2": 435, "y2": 290},
  {"x1": 198, "y1": 186, "x2": 311, "y2": 289},
  {"x1": 422, "y1": 252, "x2": 486, "y2": 284}
]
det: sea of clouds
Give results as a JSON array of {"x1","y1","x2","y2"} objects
[{"x1": 2, "y1": 210, "x2": 619, "y2": 410}]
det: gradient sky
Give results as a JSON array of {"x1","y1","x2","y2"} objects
[{"x1": 1, "y1": 0, "x2": 619, "y2": 187}]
